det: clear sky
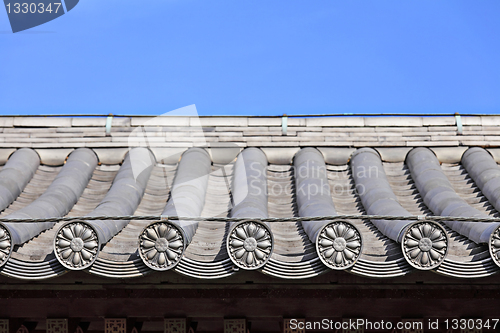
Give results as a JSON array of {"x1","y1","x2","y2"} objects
[{"x1": 1, "y1": 1, "x2": 499, "y2": 116}]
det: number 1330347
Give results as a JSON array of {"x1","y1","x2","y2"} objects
[
  {"x1": 444, "y1": 318, "x2": 499, "y2": 330},
  {"x1": 5, "y1": 3, "x2": 62, "y2": 14}
]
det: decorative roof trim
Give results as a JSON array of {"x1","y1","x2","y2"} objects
[
  {"x1": 316, "y1": 220, "x2": 362, "y2": 270},
  {"x1": 0, "y1": 224, "x2": 12, "y2": 268},
  {"x1": 401, "y1": 221, "x2": 448, "y2": 270},
  {"x1": 227, "y1": 220, "x2": 273, "y2": 270},
  {"x1": 138, "y1": 221, "x2": 186, "y2": 271},
  {"x1": 54, "y1": 221, "x2": 100, "y2": 270}
]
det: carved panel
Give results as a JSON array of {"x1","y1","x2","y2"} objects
[
  {"x1": 47, "y1": 319, "x2": 68, "y2": 333},
  {"x1": 0, "y1": 320, "x2": 8, "y2": 333},
  {"x1": 401, "y1": 320, "x2": 423, "y2": 333},
  {"x1": 105, "y1": 319, "x2": 126, "y2": 333},
  {"x1": 224, "y1": 319, "x2": 246, "y2": 333},
  {"x1": 283, "y1": 319, "x2": 305, "y2": 333},
  {"x1": 164, "y1": 319, "x2": 186, "y2": 333}
]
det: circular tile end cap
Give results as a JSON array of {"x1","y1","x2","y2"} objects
[
  {"x1": 139, "y1": 221, "x2": 186, "y2": 271},
  {"x1": 54, "y1": 221, "x2": 101, "y2": 270},
  {"x1": 227, "y1": 220, "x2": 274, "y2": 270},
  {"x1": 488, "y1": 224, "x2": 500, "y2": 268},
  {"x1": 401, "y1": 221, "x2": 448, "y2": 270},
  {"x1": 0, "y1": 224, "x2": 13, "y2": 268},
  {"x1": 316, "y1": 220, "x2": 362, "y2": 270}
]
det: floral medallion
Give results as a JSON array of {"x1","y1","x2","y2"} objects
[
  {"x1": 316, "y1": 220, "x2": 362, "y2": 270},
  {"x1": 227, "y1": 220, "x2": 273, "y2": 270},
  {"x1": 0, "y1": 224, "x2": 12, "y2": 267},
  {"x1": 139, "y1": 221, "x2": 185, "y2": 270},
  {"x1": 402, "y1": 221, "x2": 448, "y2": 270},
  {"x1": 54, "y1": 221, "x2": 100, "y2": 270}
]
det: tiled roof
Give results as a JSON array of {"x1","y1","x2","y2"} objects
[{"x1": 0, "y1": 116, "x2": 500, "y2": 280}]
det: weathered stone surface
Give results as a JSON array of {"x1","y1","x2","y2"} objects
[
  {"x1": 0, "y1": 148, "x2": 16, "y2": 164},
  {"x1": 318, "y1": 148, "x2": 356, "y2": 165},
  {"x1": 306, "y1": 117, "x2": 364, "y2": 127},
  {"x1": 261, "y1": 148, "x2": 299, "y2": 164},
  {"x1": 431, "y1": 147, "x2": 468, "y2": 163},
  {"x1": 248, "y1": 118, "x2": 281, "y2": 126},
  {"x1": 14, "y1": 117, "x2": 72, "y2": 127},
  {"x1": 431, "y1": 135, "x2": 484, "y2": 141},
  {"x1": 487, "y1": 148, "x2": 500, "y2": 162},
  {"x1": 132, "y1": 117, "x2": 190, "y2": 127},
  {"x1": 375, "y1": 127, "x2": 427, "y2": 132},
  {"x1": 248, "y1": 141, "x2": 298, "y2": 147},
  {"x1": 244, "y1": 131, "x2": 286, "y2": 136},
  {"x1": 94, "y1": 148, "x2": 129, "y2": 164},
  {"x1": 35, "y1": 149, "x2": 74, "y2": 166},
  {"x1": 324, "y1": 127, "x2": 375, "y2": 132},
  {"x1": 71, "y1": 118, "x2": 107, "y2": 127},
  {"x1": 111, "y1": 118, "x2": 131, "y2": 127},
  {"x1": 298, "y1": 132, "x2": 348, "y2": 137},
  {"x1": 407, "y1": 141, "x2": 459, "y2": 146},
  {"x1": 422, "y1": 117, "x2": 456, "y2": 126},
  {"x1": 287, "y1": 118, "x2": 306, "y2": 126},
  {"x1": 273, "y1": 136, "x2": 311, "y2": 142},
  {"x1": 481, "y1": 116, "x2": 500, "y2": 126},
  {"x1": 462, "y1": 116, "x2": 482, "y2": 126},
  {"x1": 376, "y1": 148, "x2": 412, "y2": 162},
  {"x1": 355, "y1": 141, "x2": 406, "y2": 147},
  {"x1": 427, "y1": 126, "x2": 458, "y2": 132},
  {"x1": 0, "y1": 115, "x2": 499, "y2": 151},
  {"x1": 365, "y1": 117, "x2": 423, "y2": 127},
  {"x1": 0, "y1": 118, "x2": 14, "y2": 127},
  {"x1": 196, "y1": 117, "x2": 247, "y2": 127}
]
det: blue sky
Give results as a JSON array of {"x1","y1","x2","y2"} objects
[{"x1": 1, "y1": 1, "x2": 499, "y2": 116}]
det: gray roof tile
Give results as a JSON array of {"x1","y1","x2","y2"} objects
[{"x1": 1, "y1": 116, "x2": 500, "y2": 279}]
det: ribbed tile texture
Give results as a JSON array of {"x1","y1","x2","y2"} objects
[
  {"x1": 0, "y1": 165, "x2": 60, "y2": 218},
  {"x1": 267, "y1": 164, "x2": 314, "y2": 263},
  {"x1": 185, "y1": 163, "x2": 233, "y2": 262},
  {"x1": 3, "y1": 148, "x2": 97, "y2": 245},
  {"x1": 99, "y1": 164, "x2": 176, "y2": 261},
  {"x1": 407, "y1": 148, "x2": 498, "y2": 244},
  {"x1": 351, "y1": 148, "x2": 413, "y2": 242},
  {"x1": 1, "y1": 145, "x2": 500, "y2": 279},
  {"x1": 13, "y1": 164, "x2": 118, "y2": 262}
]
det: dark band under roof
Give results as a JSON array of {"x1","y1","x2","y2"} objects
[
  {"x1": 407, "y1": 147, "x2": 498, "y2": 244},
  {"x1": 0, "y1": 148, "x2": 40, "y2": 212}
]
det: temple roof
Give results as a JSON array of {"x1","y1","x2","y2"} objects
[{"x1": 0, "y1": 115, "x2": 500, "y2": 280}]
